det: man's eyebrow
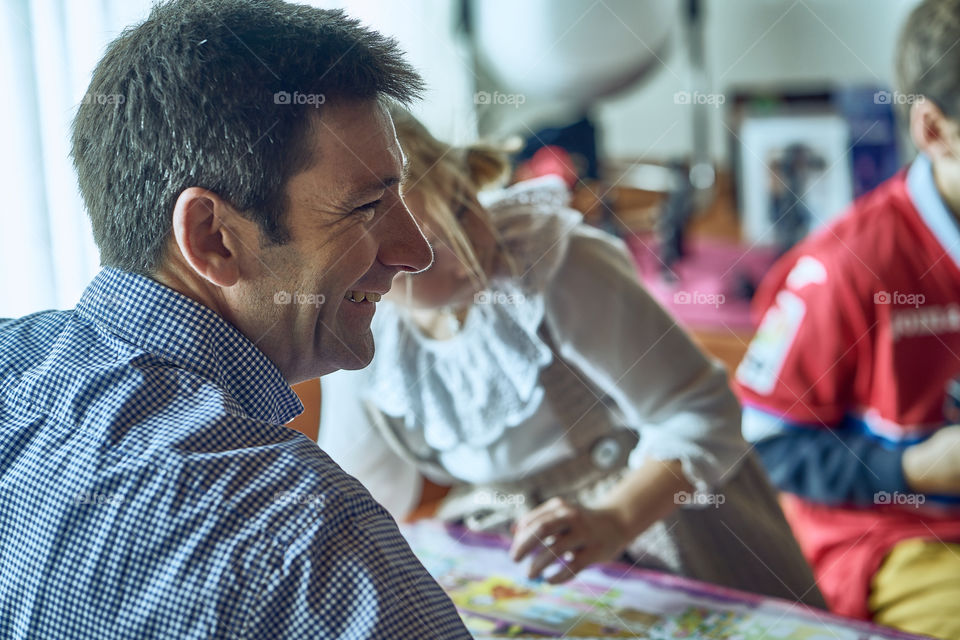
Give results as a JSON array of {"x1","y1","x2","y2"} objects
[{"x1": 346, "y1": 160, "x2": 409, "y2": 202}]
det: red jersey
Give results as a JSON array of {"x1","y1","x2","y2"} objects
[{"x1": 734, "y1": 157, "x2": 960, "y2": 619}]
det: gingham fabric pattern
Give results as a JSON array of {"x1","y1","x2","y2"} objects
[{"x1": 0, "y1": 267, "x2": 470, "y2": 639}]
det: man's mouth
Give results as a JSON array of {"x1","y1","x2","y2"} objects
[{"x1": 345, "y1": 290, "x2": 382, "y2": 303}]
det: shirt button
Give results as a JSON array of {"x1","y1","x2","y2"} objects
[{"x1": 591, "y1": 437, "x2": 622, "y2": 470}]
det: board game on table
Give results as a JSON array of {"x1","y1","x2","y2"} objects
[{"x1": 401, "y1": 521, "x2": 930, "y2": 640}]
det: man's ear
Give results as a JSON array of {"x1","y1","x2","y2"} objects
[
  {"x1": 170, "y1": 187, "x2": 254, "y2": 288},
  {"x1": 910, "y1": 99, "x2": 960, "y2": 160}
]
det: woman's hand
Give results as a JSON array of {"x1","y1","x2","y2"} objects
[
  {"x1": 508, "y1": 497, "x2": 631, "y2": 583},
  {"x1": 509, "y1": 458, "x2": 693, "y2": 583}
]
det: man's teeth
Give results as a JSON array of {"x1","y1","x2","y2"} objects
[{"x1": 346, "y1": 291, "x2": 382, "y2": 303}]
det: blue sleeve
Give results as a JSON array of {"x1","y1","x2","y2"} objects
[{"x1": 748, "y1": 412, "x2": 911, "y2": 506}]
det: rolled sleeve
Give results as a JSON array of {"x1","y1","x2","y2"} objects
[{"x1": 543, "y1": 228, "x2": 748, "y2": 493}]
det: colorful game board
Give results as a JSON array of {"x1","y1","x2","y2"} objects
[{"x1": 401, "y1": 521, "x2": 928, "y2": 640}]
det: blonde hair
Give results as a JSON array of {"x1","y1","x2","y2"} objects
[{"x1": 390, "y1": 106, "x2": 511, "y2": 287}]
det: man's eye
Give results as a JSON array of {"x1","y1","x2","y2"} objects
[{"x1": 354, "y1": 199, "x2": 382, "y2": 216}]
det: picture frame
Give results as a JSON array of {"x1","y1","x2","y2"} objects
[{"x1": 737, "y1": 112, "x2": 854, "y2": 247}]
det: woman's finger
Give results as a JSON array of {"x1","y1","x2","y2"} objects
[
  {"x1": 513, "y1": 496, "x2": 571, "y2": 531},
  {"x1": 526, "y1": 533, "x2": 585, "y2": 578},
  {"x1": 509, "y1": 509, "x2": 575, "y2": 561},
  {"x1": 545, "y1": 549, "x2": 590, "y2": 584},
  {"x1": 526, "y1": 545, "x2": 560, "y2": 579}
]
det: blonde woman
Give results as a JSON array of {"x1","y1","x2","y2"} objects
[{"x1": 319, "y1": 107, "x2": 824, "y2": 606}]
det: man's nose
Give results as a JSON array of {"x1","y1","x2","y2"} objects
[{"x1": 377, "y1": 200, "x2": 434, "y2": 274}]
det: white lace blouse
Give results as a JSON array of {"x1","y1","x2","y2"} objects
[{"x1": 318, "y1": 176, "x2": 747, "y2": 517}]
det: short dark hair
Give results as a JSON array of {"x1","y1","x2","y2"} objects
[
  {"x1": 71, "y1": 0, "x2": 424, "y2": 274},
  {"x1": 896, "y1": 0, "x2": 960, "y2": 122}
]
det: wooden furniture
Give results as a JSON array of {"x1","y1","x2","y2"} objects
[{"x1": 287, "y1": 378, "x2": 321, "y2": 441}]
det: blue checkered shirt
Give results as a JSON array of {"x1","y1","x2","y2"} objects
[{"x1": 0, "y1": 268, "x2": 470, "y2": 639}]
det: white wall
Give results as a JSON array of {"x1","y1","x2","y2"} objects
[
  {"x1": 597, "y1": 0, "x2": 921, "y2": 162},
  {"x1": 459, "y1": 0, "x2": 920, "y2": 163},
  {"x1": 312, "y1": 0, "x2": 479, "y2": 144}
]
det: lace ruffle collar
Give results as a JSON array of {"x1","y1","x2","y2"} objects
[{"x1": 365, "y1": 177, "x2": 582, "y2": 450}]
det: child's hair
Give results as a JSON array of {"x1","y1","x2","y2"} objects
[
  {"x1": 390, "y1": 106, "x2": 510, "y2": 287},
  {"x1": 896, "y1": 0, "x2": 960, "y2": 122}
]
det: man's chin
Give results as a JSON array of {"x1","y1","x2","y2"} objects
[
  {"x1": 328, "y1": 331, "x2": 375, "y2": 371},
  {"x1": 337, "y1": 350, "x2": 374, "y2": 370}
]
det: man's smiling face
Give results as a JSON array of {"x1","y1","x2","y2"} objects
[{"x1": 246, "y1": 99, "x2": 433, "y2": 381}]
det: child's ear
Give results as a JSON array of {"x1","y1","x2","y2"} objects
[
  {"x1": 910, "y1": 99, "x2": 960, "y2": 160},
  {"x1": 465, "y1": 145, "x2": 511, "y2": 189}
]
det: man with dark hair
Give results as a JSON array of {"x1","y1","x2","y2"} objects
[
  {"x1": 735, "y1": 0, "x2": 960, "y2": 637},
  {"x1": 0, "y1": 0, "x2": 470, "y2": 637}
]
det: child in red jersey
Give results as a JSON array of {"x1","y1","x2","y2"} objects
[{"x1": 735, "y1": 1, "x2": 960, "y2": 637}]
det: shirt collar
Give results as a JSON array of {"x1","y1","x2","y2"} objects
[
  {"x1": 75, "y1": 267, "x2": 303, "y2": 425},
  {"x1": 906, "y1": 152, "x2": 960, "y2": 271}
]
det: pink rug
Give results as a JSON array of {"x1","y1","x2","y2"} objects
[{"x1": 626, "y1": 233, "x2": 778, "y2": 332}]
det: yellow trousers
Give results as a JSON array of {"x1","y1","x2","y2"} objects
[{"x1": 869, "y1": 538, "x2": 960, "y2": 640}]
